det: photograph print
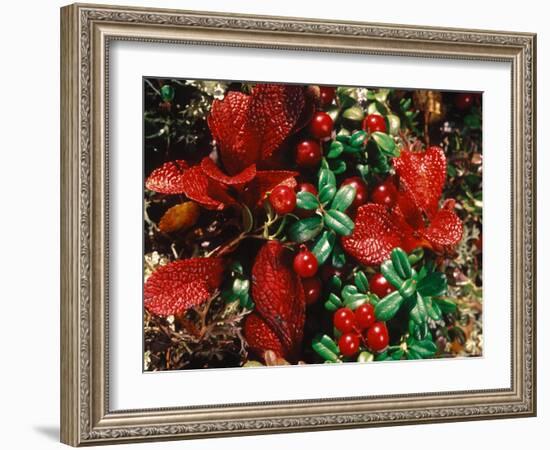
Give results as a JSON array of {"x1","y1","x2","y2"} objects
[{"x1": 142, "y1": 79, "x2": 483, "y2": 371}]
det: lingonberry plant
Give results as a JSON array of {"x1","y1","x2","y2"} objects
[{"x1": 143, "y1": 79, "x2": 483, "y2": 371}]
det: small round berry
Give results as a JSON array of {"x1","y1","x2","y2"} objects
[
  {"x1": 455, "y1": 93, "x2": 474, "y2": 110},
  {"x1": 302, "y1": 276, "x2": 322, "y2": 305},
  {"x1": 269, "y1": 185, "x2": 296, "y2": 215},
  {"x1": 354, "y1": 303, "x2": 375, "y2": 330},
  {"x1": 365, "y1": 322, "x2": 389, "y2": 352},
  {"x1": 293, "y1": 247, "x2": 319, "y2": 278},
  {"x1": 362, "y1": 114, "x2": 387, "y2": 133},
  {"x1": 338, "y1": 332, "x2": 361, "y2": 357},
  {"x1": 309, "y1": 111, "x2": 333, "y2": 140},
  {"x1": 370, "y1": 181, "x2": 397, "y2": 208},
  {"x1": 333, "y1": 307, "x2": 357, "y2": 333},
  {"x1": 295, "y1": 140, "x2": 322, "y2": 168},
  {"x1": 297, "y1": 182, "x2": 318, "y2": 196},
  {"x1": 369, "y1": 273, "x2": 395, "y2": 298},
  {"x1": 341, "y1": 177, "x2": 368, "y2": 209},
  {"x1": 319, "y1": 86, "x2": 336, "y2": 107}
]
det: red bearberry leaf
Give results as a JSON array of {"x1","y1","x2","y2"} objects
[
  {"x1": 208, "y1": 85, "x2": 306, "y2": 175},
  {"x1": 394, "y1": 146, "x2": 447, "y2": 218},
  {"x1": 420, "y1": 208, "x2": 463, "y2": 250},
  {"x1": 247, "y1": 84, "x2": 305, "y2": 160},
  {"x1": 144, "y1": 257, "x2": 224, "y2": 317},
  {"x1": 243, "y1": 313, "x2": 286, "y2": 360},
  {"x1": 251, "y1": 240, "x2": 305, "y2": 360},
  {"x1": 200, "y1": 157, "x2": 257, "y2": 186},
  {"x1": 145, "y1": 160, "x2": 188, "y2": 194},
  {"x1": 341, "y1": 204, "x2": 403, "y2": 265},
  {"x1": 178, "y1": 165, "x2": 233, "y2": 210}
]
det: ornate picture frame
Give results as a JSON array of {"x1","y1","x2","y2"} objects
[{"x1": 60, "y1": 3, "x2": 536, "y2": 446}]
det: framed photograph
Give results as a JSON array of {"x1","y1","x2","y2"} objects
[{"x1": 60, "y1": 3, "x2": 537, "y2": 446}]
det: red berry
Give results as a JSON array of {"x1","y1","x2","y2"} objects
[
  {"x1": 297, "y1": 182, "x2": 318, "y2": 196},
  {"x1": 370, "y1": 180, "x2": 397, "y2": 208},
  {"x1": 309, "y1": 112, "x2": 333, "y2": 140},
  {"x1": 354, "y1": 303, "x2": 375, "y2": 330},
  {"x1": 362, "y1": 114, "x2": 387, "y2": 133},
  {"x1": 295, "y1": 140, "x2": 322, "y2": 168},
  {"x1": 269, "y1": 185, "x2": 296, "y2": 215},
  {"x1": 455, "y1": 93, "x2": 474, "y2": 110},
  {"x1": 369, "y1": 273, "x2": 395, "y2": 298},
  {"x1": 302, "y1": 276, "x2": 322, "y2": 305},
  {"x1": 365, "y1": 322, "x2": 389, "y2": 352},
  {"x1": 293, "y1": 247, "x2": 319, "y2": 278},
  {"x1": 341, "y1": 177, "x2": 368, "y2": 209},
  {"x1": 333, "y1": 307, "x2": 357, "y2": 333},
  {"x1": 319, "y1": 86, "x2": 336, "y2": 107},
  {"x1": 338, "y1": 332, "x2": 361, "y2": 357}
]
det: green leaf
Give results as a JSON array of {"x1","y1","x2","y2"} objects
[
  {"x1": 408, "y1": 339, "x2": 437, "y2": 358},
  {"x1": 410, "y1": 293, "x2": 428, "y2": 324},
  {"x1": 397, "y1": 278, "x2": 417, "y2": 299},
  {"x1": 391, "y1": 349, "x2": 405, "y2": 360},
  {"x1": 386, "y1": 114, "x2": 401, "y2": 136},
  {"x1": 372, "y1": 131, "x2": 399, "y2": 157},
  {"x1": 391, "y1": 248, "x2": 412, "y2": 279},
  {"x1": 433, "y1": 297, "x2": 458, "y2": 314},
  {"x1": 328, "y1": 275, "x2": 342, "y2": 292},
  {"x1": 232, "y1": 278, "x2": 249, "y2": 296},
  {"x1": 335, "y1": 132, "x2": 351, "y2": 144},
  {"x1": 336, "y1": 87, "x2": 358, "y2": 108},
  {"x1": 319, "y1": 185, "x2": 337, "y2": 205},
  {"x1": 287, "y1": 216, "x2": 323, "y2": 243},
  {"x1": 342, "y1": 144, "x2": 362, "y2": 154},
  {"x1": 407, "y1": 247, "x2": 424, "y2": 265},
  {"x1": 329, "y1": 159, "x2": 347, "y2": 175},
  {"x1": 331, "y1": 241, "x2": 346, "y2": 268},
  {"x1": 380, "y1": 260, "x2": 405, "y2": 289},
  {"x1": 374, "y1": 291, "x2": 404, "y2": 321},
  {"x1": 311, "y1": 231, "x2": 336, "y2": 265},
  {"x1": 417, "y1": 272, "x2": 448, "y2": 297},
  {"x1": 341, "y1": 285, "x2": 368, "y2": 309},
  {"x1": 407, "y1": 348, "x2": 422, "y2": 360},
  {"x1": 324, "y1": 210, "x2": 354, "y2": 236},
  {"x1": 425, "y1": 297, "x2": 443, "y2": 321},
  {"x1": 350, "y1": 130, "x2": 368, "y2": 148},
  {"x1": 375, "y1": 351, "x2": 391, "y2": 361},
  {"x1": 239, "y1": 292, "x2": 254, "y2": 310},
  {"x1": 312, "y1": 335, "x2": 339, "y2": 362},
  {"x1": 354, "y1": 271, "x2": 369, "y2": 293},
  {"x1": 326, "y1": 141, "x2": 344, "y2": 159},
  {"x1": 160, "y1": 84, "x2": 175, "y2": 102},
  {"x1": 331, "y1": 184, "x2": 357, "y2": 212},
  {"x1": 296, "y1": 191, "x2": 319, "y2": 211},
  {"x1": 318, "y1": 168, "x2": 336, "y2": 192},
  {"x1": 342, "y1": 105, "x2": 365, "y2": 122}
]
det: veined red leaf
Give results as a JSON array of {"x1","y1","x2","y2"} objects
[
  {"x1": 250, "y1": 240, "x2": 305, "y2": 360},
  {"x1": 200, "y1": 157, "x2": 256, "y2": 186},
  {"x1": 394, "y1": 146, "x2": 446, "y2": 218},
  {"x1": 244, "y1": 313, "x2": 286, "y2": 360},
  {"x1": 341, "y1": 204, "x2": 403, "y2": 265},
  {"x1": 420, "y1": 208, "x2": 463, "y2": 249},
  {"x1": 145, "y1": 160, "x2": 188, "y2": 194},
  {"x1": 208, "y1": 84, "x2": 307, "y2": 175},
  {"x1": 144, "y1": 257, "x2": 224, "y2": 317}
]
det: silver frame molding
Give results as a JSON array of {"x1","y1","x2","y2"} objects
[{"x1": 60, "y1": 3, "x2": 536, "y2": 446}]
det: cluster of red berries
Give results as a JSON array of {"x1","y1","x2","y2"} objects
[
  {"x1": 293, "y1": 245, "x2": 322, "y2": 306},
  {"x1": 294, "y1": 86, "x2": 336, "y2": 170},
  {"x1": 334, "y1": 305, "x2": 389, "y2": 357}
]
